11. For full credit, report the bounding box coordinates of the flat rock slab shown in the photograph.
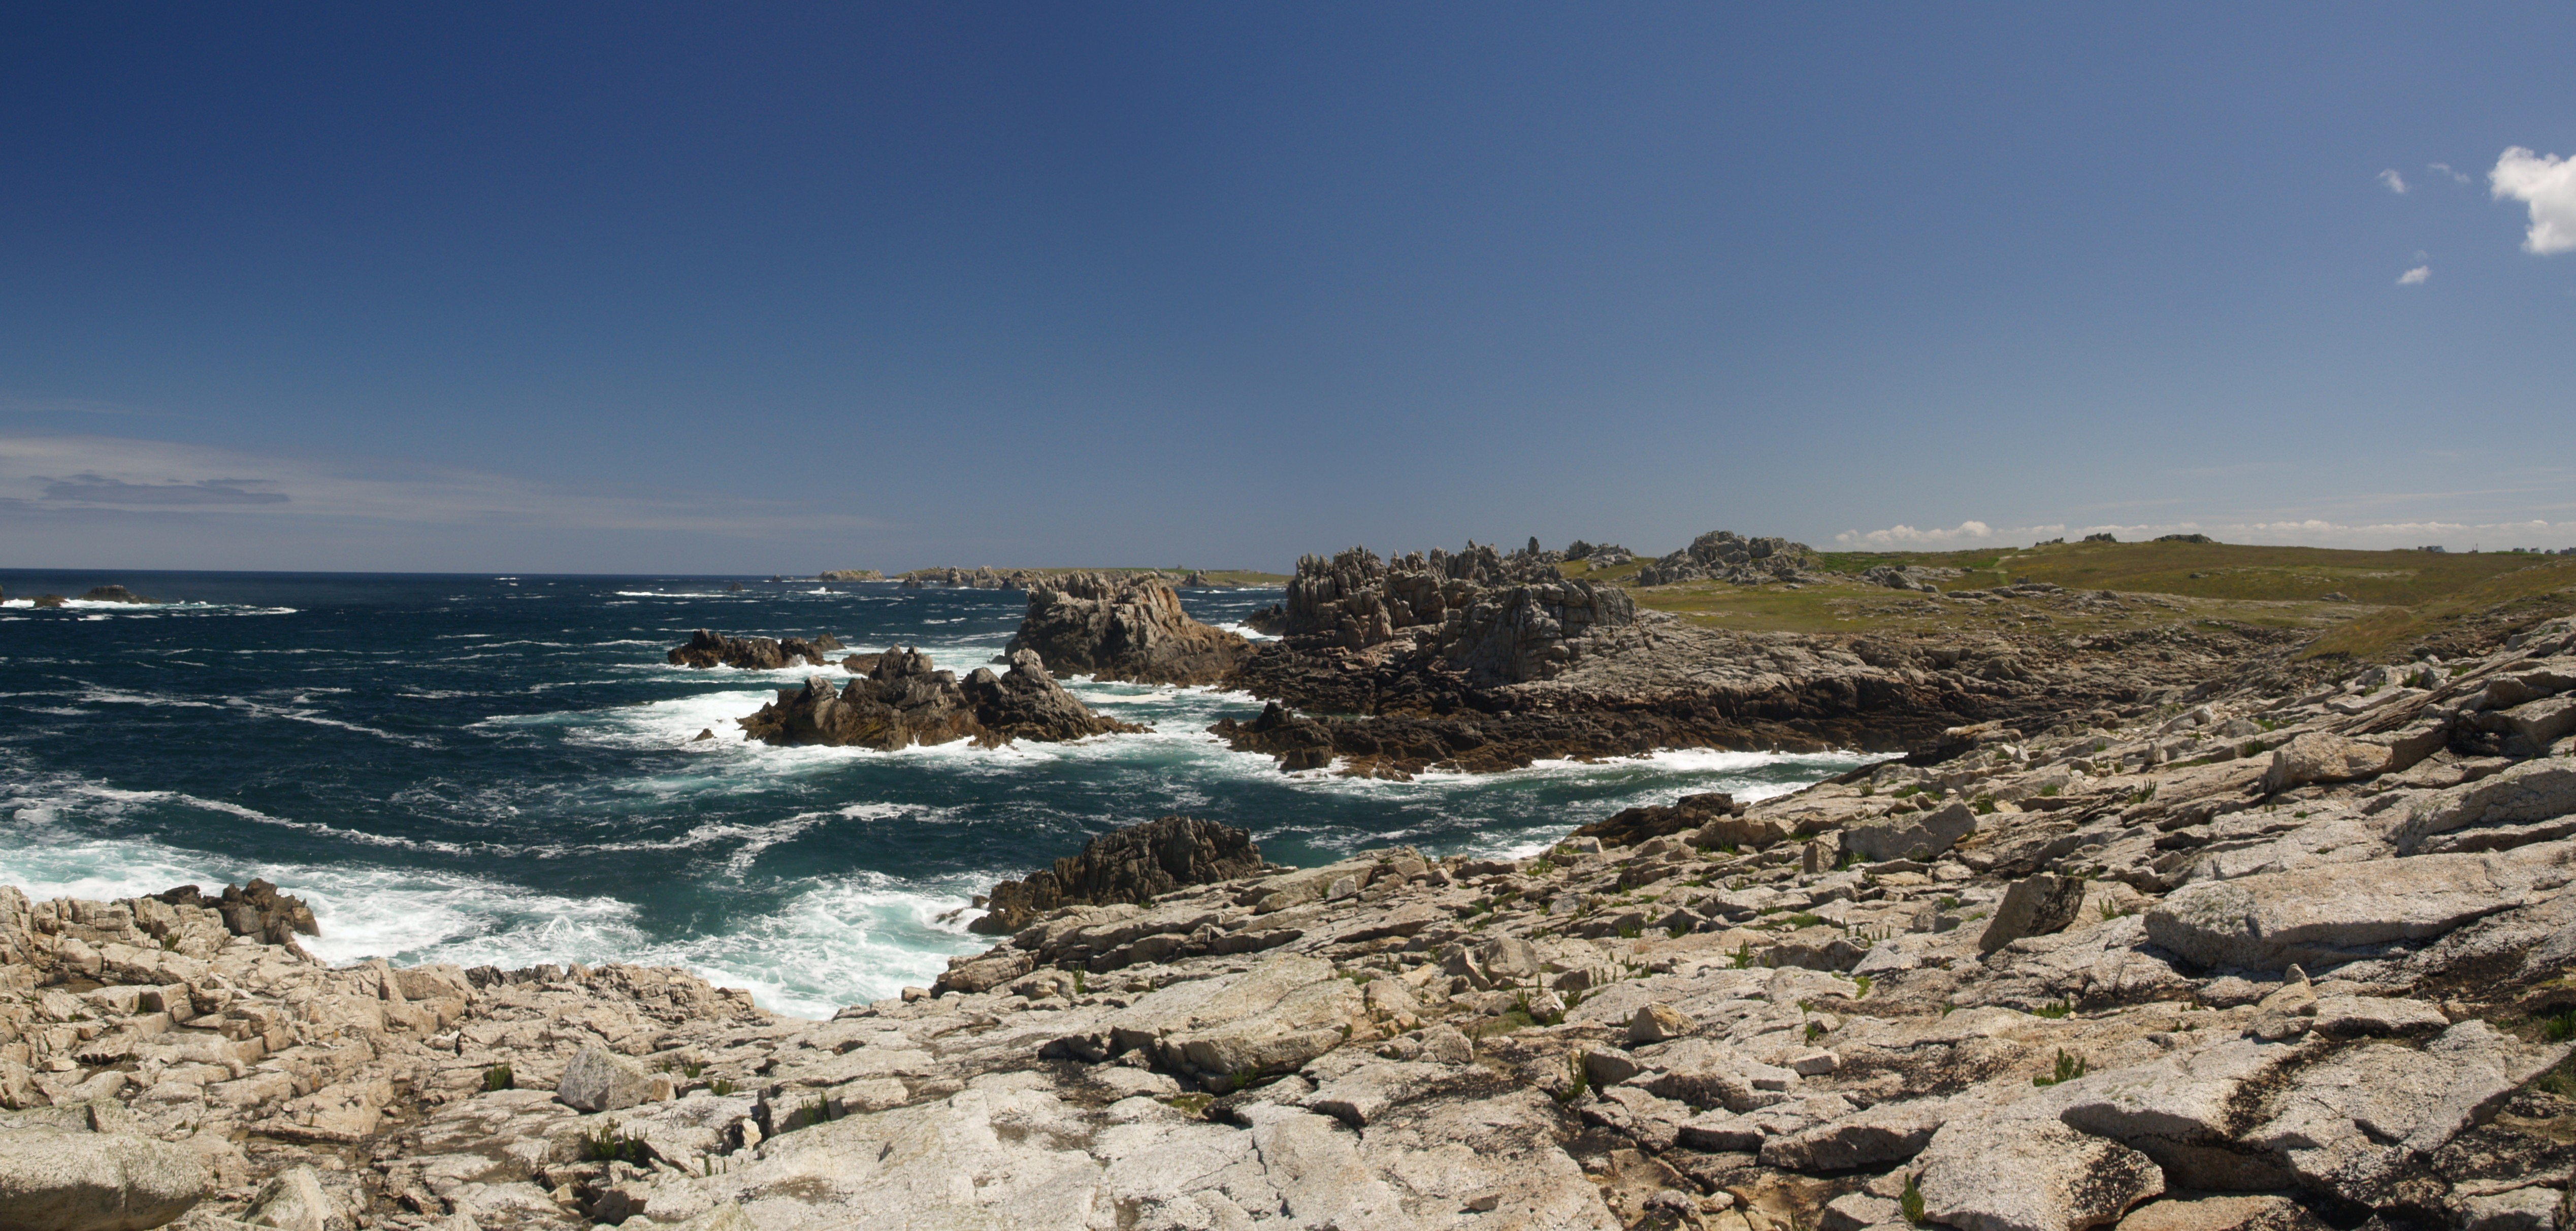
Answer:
[2144,841,2576,970]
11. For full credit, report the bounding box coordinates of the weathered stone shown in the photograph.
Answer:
[1979,873,2088,954]
[0,1128,206,1231]
[557,1045,657,1114]
[243,1167,341,1231]
[2260,733,2394,794]
[2394,761,2576,855]
[2143,841,2576,970]
[1628,1003,1690,1045]
[1758,1096,1952,1172]
[1916,1115,2165,1231]
[739,649,1144,751]
[2242,1021,2569,1207]
[1842,801,1980,863]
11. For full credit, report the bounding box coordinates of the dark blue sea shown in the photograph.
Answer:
[0,571,1856,1015]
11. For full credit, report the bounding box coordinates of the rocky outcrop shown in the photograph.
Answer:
[152,881,318,947]
[898,566,1047,590]
[735,647,1142,750]
[1572,793,1746,848]
[76,585,161,604]
[815,569,882,582]
[1635,530,1821,587]
[6,622,2575,1231]
[1004,572,1253,686]
[967,815,1276,935]
[1275,542,1635,685]
[664,630,839,670]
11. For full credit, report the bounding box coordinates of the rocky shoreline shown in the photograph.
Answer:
[10,613,2576,1231]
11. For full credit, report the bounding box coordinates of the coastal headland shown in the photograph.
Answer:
[9,535,2576,1231]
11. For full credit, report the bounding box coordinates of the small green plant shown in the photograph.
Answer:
[1901,1175,1927,1225]
[2130,783,2158,804]
[2032,1048,2088,1086]
[1555,1053,1591,1104]
[2242,740,2262,759]
[1730,943,1756,969]
[1526,858,1557,876]
[682,1060,704,1079]
[1805,1020,1825,1043]
[1667,921,1692,939]
[482,1064,513,1092]
[709,1078,736,1096]
[1853,974,1872,998]
[1940,1001,1956,1017]
[2092,738,2110,752]
[1072,969,1088,995]
[1228,1065,1263,1092]
[2037,784,2061,797]
[1972,795,1998,815]
[2543,1010,2576,1043]
[1937,895,1960,910]
[1784,913,1824,929]
[1893,783,1922,797]
[1616,922,1643,940]
[2034,999,2073,1020]
[582,1125,652,1163]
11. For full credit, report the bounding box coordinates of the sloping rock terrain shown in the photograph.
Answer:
[1006,571,1254,686]
[10,617,2576,1231]
[735,647,1142,750]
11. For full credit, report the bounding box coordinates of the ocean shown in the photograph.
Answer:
[0,570,1860,1017]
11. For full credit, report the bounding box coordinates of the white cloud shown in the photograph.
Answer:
[2491,147,2576,255]
[2429,162,2470,185]
[1834,516,2576,553]
[2397,265,2430,285]
[2378,168,2409,195]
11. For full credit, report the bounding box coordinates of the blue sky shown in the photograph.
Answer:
[3,3,2571,572]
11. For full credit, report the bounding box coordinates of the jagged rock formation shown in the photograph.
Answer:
[898,566,1042,590]
[1636,530,1822,587]
[78,585,161,604]
[736,647,1142,750]
[816,569,883,582]
[10,618,2576,1231]
[1004,572,1254,686]
[664,630,840,670]
[1276,543,1636,686]
[967,815,1276,936]
[152,882,318,948]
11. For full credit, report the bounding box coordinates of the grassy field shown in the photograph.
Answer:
[1582,540,2576,663]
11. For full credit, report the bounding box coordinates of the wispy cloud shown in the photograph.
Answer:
[2492,147,2576,255]
[2429,162,2470,185]
[38,473,289,505]
[2397,265,2430,285]
[1838,516,2576,552]
[0,433,888,537]
[2378,168,2409,195]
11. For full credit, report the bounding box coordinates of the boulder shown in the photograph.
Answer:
[1979,873,2088,954]
[1005,572,1253,686]
[243,1167,341,1231]
[1916,1115,2165,1231]
[557,1045,657,1114]
[76,586,158,604]
[0,1128,207,1231]
[2144,841,2576,970]
[1757,1096,1954,1172]
[1841,800,1980,863]
[2259,733,2394,794]
[153,881,317,944]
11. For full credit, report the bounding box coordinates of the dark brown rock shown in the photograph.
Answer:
[1005,572,1253,686]
[666,629,835,670]
[737,647,1142,750]
[78,584,159,604]
[157,880,319,943]
[971,815,1271,934]
[1574,793,1744,848]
